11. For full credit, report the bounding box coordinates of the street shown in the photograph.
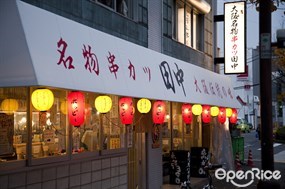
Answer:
[243,130,285,163]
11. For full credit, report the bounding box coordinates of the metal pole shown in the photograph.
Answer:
[259,0,274,171]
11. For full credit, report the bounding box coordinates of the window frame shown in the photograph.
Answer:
[0,86,129,167]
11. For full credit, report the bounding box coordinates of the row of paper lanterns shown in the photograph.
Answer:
[182,104,238,124]
[1,89,238,126]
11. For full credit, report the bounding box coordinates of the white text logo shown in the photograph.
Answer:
[215,168,281,187]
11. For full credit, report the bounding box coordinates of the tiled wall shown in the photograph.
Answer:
[0,155,128,189]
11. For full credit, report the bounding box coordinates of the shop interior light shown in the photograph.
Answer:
[210,106,219,117]
[95,95,112,113]
[60,100,67,115]
[182,103,192,124]
[137,98,151,114]
[31,89,54,111]
[68,91,85,127]
[1,99,19,114]
[226,108,233,117]
[165,114,170,120]
[119,97,134,125]
[192,104,202,116]
[85,103,92,117]
[202,105,211,123]
[152,100,166,124]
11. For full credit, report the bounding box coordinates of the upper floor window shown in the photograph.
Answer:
[163,0,204,51]
[97,0,133,18]
[163,0,173,38]
[137,0,148,25]
[176,1,200,49]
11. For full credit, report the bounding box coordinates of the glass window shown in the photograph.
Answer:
[97,0,133,18]
[0,87,28,162]
[72,92,100,153]
[163,0,172,38]
[102,95,125,150]
[31,88,68,158]
[193,13,197,49]
[138,0,148,25]
[162,101,171,154]
[177,1,184,44]
[0,87,128,164]
[172,102,183,150]
[173,0,202,50]
[98,0,114,8]
[162,102,196,155]
[185,6,191,47]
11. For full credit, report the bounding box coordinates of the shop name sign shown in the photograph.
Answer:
[215,168,281,187]
[224,1,246,74]
[55,36,235,102]
[16,1,239,108]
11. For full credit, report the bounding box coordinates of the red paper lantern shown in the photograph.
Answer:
[202,105,211,123]
[218,107,226,124]
[119,97,134,125]
[230,108,238,124]
[152,100,166,124]
[68,91,85,127]
[182,103,192,124]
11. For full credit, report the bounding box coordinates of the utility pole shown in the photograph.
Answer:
[259,0,273,172]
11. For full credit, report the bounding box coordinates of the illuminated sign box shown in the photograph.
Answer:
[224,1,246,74]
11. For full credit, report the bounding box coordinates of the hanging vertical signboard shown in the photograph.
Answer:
[224,1,246,74]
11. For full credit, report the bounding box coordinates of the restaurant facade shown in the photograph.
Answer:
[0,0,239,189]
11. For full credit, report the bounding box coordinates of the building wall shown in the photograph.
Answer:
[22,0,148,47]
[163,37,213,70]
[0,154,128,189]
[148,0,162,52]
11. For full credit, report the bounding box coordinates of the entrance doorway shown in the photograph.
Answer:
[128,131,146,189]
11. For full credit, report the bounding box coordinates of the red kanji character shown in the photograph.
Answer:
[82,45,99,75]
[57,38,74,69]
[107,52,119,79]
[143,67,151,82]
[201,79,209,95]
[128,60,136,80]
[194,77,201,93]
[231,36,238,43]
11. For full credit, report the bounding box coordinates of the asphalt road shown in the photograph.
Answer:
[243,130,285,163]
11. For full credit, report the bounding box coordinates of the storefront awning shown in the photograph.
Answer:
[0,1,239,108]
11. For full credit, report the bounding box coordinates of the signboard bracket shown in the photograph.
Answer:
[214,57,225,65]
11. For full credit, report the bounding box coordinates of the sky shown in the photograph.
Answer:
[217,0,285,52]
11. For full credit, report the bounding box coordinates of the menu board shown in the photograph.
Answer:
[169,150,191,185]
[190,147,208,177]
[0,113,14,155]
